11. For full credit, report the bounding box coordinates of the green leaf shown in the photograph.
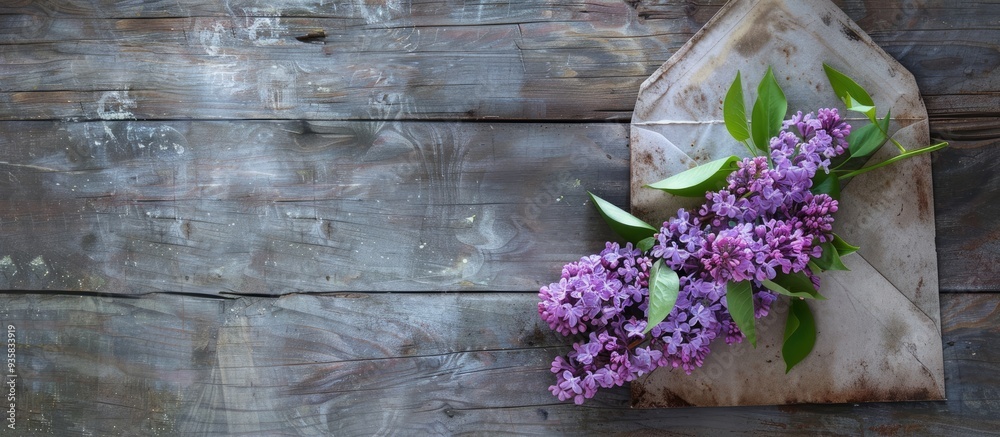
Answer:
[726,281,757,347]
[750,67,787,154]
[845,123,883,158]
[645,155,740,197]
[846,94,877,123]
[811,170,841,201]
[831,233,859,256]
[807,261,822,274]
[823,63,875,108]
[782,298,817,373]
[588,192,657,244]
[845,111,891,159]
[637,236,656,253]
[762,271,826,300]
[814,241,849,271]
[643,259,680,335]
[724,71,751,143]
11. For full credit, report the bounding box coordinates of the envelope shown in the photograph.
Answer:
[629,0,944,407]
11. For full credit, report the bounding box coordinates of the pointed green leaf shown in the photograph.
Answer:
[724,71,751,143]
[784,304,800,335]
[750,67,787,153]
[823,63,874,108]
[846,94,877,123]
[845,123,883,157]
[637,236,656,253]
[762,271,826,300]
[811,170,841,201]
[726,280,757,347]
[846,111,891,159]
[643,259,680,335]
[832,233,859,256]
[782,298,816,373]
[588,192,657,244]
[814,241,849,271]
[645,155,740,197]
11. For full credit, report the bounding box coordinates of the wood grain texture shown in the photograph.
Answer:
[0,1,996,122]
[0,0,996,433]
[0,1,701,122]
[0,121,628,294]
[0,292,996,435]
[0,0,996,291]
[0,120,993,294]
[933,119,1000,292]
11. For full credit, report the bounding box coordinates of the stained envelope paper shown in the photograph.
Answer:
[630,0,945,407]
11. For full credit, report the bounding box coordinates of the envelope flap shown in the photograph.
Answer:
[630,0,943,407]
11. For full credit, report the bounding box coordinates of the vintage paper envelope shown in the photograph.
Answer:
[630,0,944,406]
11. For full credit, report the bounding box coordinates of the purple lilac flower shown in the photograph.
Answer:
[816,108,851,153]
[702,224,756,283]
[793,193,839,244]
[651,209,704,272]
[784,109,852,172]
[540,242,655,404]
[754,285,779,318]
[542,108,851,403]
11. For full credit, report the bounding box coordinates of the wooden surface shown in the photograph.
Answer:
[0,120,628,294]
[0,0,997,434]
[0,293,998,435]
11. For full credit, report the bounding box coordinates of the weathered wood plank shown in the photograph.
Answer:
[1,1,996,290]
[0,1,996,122]
[0,121,627,294]
[0,1,993,435]
[932,126,1000,292]
[0,0,647,21]
[0,292,996,435]
[0,3,698,122]
[0,119,994,294]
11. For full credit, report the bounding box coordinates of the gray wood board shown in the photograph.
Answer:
[1,0,997,292]
[0,5,697,122]
[0,292,995,435]
[0,0,995,433]
[933,124,1000,292]
[0,1,996,122]
[0,121,627,294]
[0,120,995,294]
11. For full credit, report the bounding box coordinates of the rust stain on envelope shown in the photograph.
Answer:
[630,0,944,407]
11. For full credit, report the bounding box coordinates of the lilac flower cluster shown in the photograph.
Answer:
[538,242,658,404]
[539,109,850,403]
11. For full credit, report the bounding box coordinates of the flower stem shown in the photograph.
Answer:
[890,137,907,154]
[627,336,647,351]
[871,115,907,154]
[837,141,948,181]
